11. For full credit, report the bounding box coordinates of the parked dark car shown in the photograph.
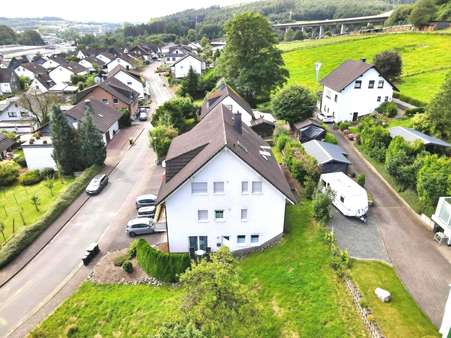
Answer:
[86,174,109,195]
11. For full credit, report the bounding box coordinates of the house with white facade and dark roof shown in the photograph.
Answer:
[319,59,398,123]
[155,104,295,254]
[14,62,47,81]
[0,68,19,95]
[0,97,35,134]
[171,53,205,78]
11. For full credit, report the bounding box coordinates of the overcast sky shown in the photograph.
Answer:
[2,0,255,23]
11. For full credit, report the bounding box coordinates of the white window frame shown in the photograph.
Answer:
[354,80,362,89]
[197,210,208,222]
[241,209,248,222]
[251,181,262,194]
[378,79,384,88]
[251,234,260,244]
[191,182,208,194]
[214,209,225,222]
[237,235,246,244]
[241,181,249,194]
[213,181,225,194]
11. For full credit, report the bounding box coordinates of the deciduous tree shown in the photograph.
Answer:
[271,85,316,125]
[409,0,437,27]
[373,51,402,81]
[19,93,62,128]
[427,72,451,139]
[149,125,178,161]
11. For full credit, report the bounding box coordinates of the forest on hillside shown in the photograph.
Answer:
[0,25,45,45]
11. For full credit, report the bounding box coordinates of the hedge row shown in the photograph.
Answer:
[393,92,427,108]
[0,165,103,269]
[136,238,191,283]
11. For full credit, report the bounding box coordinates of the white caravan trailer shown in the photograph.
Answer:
[319,172,368,222]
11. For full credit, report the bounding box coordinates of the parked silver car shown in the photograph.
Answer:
[85,174,109,195]
[137,205,156,218]
[136,194,157,209]
[126,218,154,237]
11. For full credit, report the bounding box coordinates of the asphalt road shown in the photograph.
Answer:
[332,129,451,327]
[0,63,173,337]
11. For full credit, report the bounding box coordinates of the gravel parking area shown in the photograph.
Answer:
[328,208,390,262]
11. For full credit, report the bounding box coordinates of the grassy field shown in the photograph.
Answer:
[0,178,74,245]
[32,202,367,337]
[281,33,451,102]
[351,260,438,338]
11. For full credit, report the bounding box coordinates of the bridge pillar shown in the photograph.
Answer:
[340,24,345,35]
[319,25,324,38]
[301,26,305,34]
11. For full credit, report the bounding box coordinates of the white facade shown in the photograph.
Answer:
[79,59,95,71]
[14,66,36,80]
[112,71,144,98]
[0,82,12,94]
[0,100,35,133]
[172,55,203,79]
[106,58,133,72]
[321,68,394,123]
[29,78,49,93]
[432,197,451,246]
[77,50,87,59]
[219,96,254,126]
[23,144,57,170]
[103,121,119,144]
[164,148,287,253]
[49,66,75,84]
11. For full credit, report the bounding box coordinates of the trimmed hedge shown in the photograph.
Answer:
[136,239,191,283]
[393,92,427,108]
[0,160,20,186]
[0,165,103,268]
[19,170,43,186]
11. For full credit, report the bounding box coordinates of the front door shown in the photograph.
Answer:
[352,112,359,121]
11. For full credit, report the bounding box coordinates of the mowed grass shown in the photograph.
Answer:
[240,202,367,337]
[32,202,367,337]
[32,283,183,337]
[281,33,451,102]
[350,260,438,338]
[0,178,74,244]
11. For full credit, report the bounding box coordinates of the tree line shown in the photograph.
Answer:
[0,25,45,45]
[385,0,450,27]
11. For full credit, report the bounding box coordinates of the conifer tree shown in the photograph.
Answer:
[79,110,106,167]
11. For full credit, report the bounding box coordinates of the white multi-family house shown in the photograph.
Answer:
[171,53,205,78]
[14,62,47,81]
[319,59,398,122]
[105,54,135,72]
[0,97,35,134]
[155,104,296,254]
[164,45,191,65]
[107,65,145,98]
[49,62,88,85]
[199,83,255,126]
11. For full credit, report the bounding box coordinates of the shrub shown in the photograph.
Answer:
[149,125,179,161]
[13,150,26,167]
[323,132,338,144]
[40,167,55,179]
[122,260,133,273]
[312,189,332,225]
[19,170,43,186]
[356,174,366,187]
[359,118,391,162]
[118,109,131,128]
[113,253,128,267]
[275,133,289,152]
[136,238,191,282]
[376,101,398,117]
[0,165,102,268]
[338,121,351,131]
[304,176,317,199]
[271,85,316,125]
[411,113,433,134]
[393,92,426,107]
[128,239,139,259]
[405,107,425,117]
[284,140,320,184]
[0,160,20,186]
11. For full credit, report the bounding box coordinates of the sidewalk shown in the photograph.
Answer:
[0,124,144,288]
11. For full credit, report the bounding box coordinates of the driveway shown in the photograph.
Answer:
[0,63,173,337]
[331,128,451,327]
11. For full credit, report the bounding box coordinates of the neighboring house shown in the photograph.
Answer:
[107,65,145,98]
[199,84,255,126]
[171,53,205,78]
[161,42,177,55]
[164,45,191,65]
[23,99,122,169]
[7,56,29,70]
[105,53,135,72]
[129,44,159,61]
[320,59,398,122]
[65,99,122,144]
[0,68,20,94]
[302,140,351,173]
[432,197,451,246]
[0,132,15,159]
[49,62,88,85]
[77,78,139,116]
[96,52,115,64]
[29,73,56,93]
[155,104,296,254]
[0,97,35,134]
[42,56,67,70]
[294,119,326,143]
[211,40,226,52]
[31,55,47,65]
[389,127,451,149]
[76,47,99,60]
[79,56,105,72]
[14,62,47,81]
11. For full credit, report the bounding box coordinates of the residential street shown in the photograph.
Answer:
[0,63,172,337]
[332,129,451,327]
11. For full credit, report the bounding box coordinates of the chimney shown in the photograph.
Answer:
[233,112,242,134]
[361,58,367,63]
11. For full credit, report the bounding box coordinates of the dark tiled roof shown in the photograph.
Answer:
[34,72,56,89]
[172,52,203,66]
[107,65,141,81]
[302,140,351,165]
[199,83,254,120]
[85,56,105,66]
[65,98,122,133]
[63,61,88,74]
[157,104,296,204]
[0,68,14,83]
[97,51,115,60]
[389,127,451,148]
[0,133,15,152]
[21,62,47,75]
[77,78,139,105]
[294,118,322,130]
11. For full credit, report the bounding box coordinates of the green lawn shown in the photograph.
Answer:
[31,283,183,337]
[388,116,413,128]
[281,33,451,102]
[351,260,438,338]
[0,178,74,245]
[32,202,367,337]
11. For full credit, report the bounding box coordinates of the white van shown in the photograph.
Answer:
[319,172,368,222]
